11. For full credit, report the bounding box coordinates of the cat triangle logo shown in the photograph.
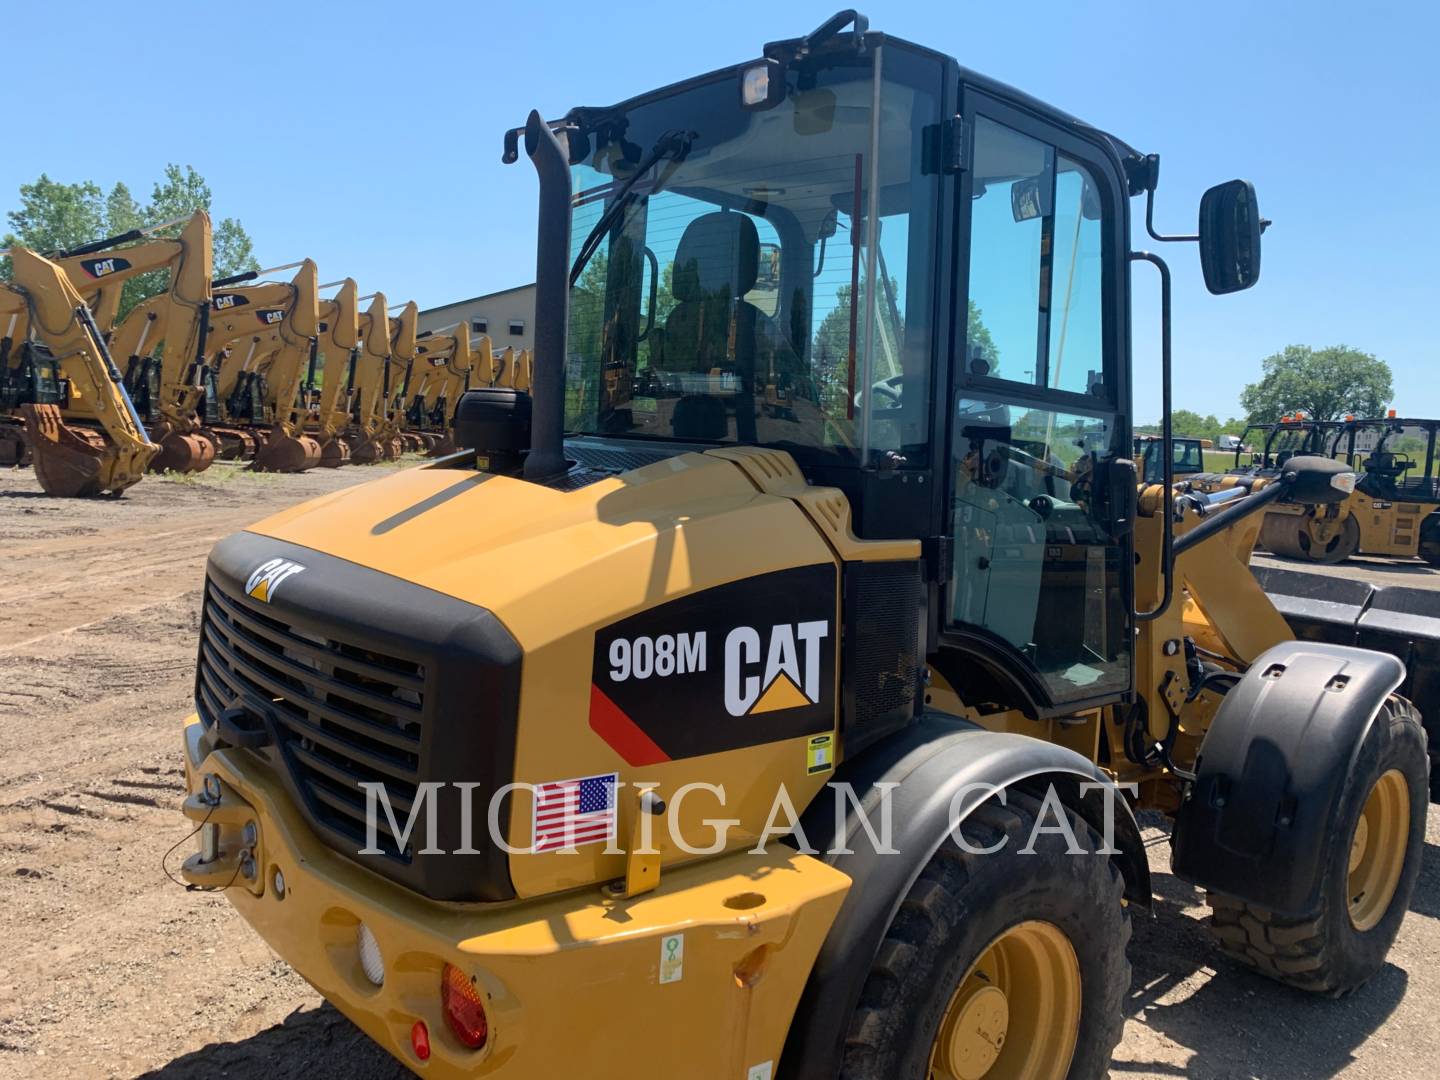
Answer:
[750,673,810,714]
[245,558,306,604]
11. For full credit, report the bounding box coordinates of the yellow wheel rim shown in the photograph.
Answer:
[928,920,1081,1080]
[1348,769,1409,932]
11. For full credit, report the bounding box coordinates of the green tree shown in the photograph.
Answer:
[0,175,105,278]
[1169,409,1221,440]
[1239,345,1392,423]
[2,164,259,321]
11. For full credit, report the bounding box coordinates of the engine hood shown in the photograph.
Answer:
[243,453,835,652]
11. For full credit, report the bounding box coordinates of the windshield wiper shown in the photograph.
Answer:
[569,129,695,287]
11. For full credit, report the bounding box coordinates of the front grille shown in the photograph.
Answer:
[198,532,522,902]
[197,581,429,862]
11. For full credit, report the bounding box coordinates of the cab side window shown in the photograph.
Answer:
[948,113,1128,706]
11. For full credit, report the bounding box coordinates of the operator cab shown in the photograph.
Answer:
[510,13,1261,719]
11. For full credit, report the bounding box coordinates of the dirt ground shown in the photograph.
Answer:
[1,460,1438,1079]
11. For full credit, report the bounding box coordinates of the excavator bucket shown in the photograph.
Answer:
[0,423,29,466]
[1254,563,1440,799]
[146,422,217,475]
[250,426,322,473]
[20,403,126,497]
[347,435,384,464]
[317,436,351,468]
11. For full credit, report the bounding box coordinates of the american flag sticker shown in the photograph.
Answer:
[532,772,619,852]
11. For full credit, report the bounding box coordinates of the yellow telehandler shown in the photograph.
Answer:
[179,13,1428,1078]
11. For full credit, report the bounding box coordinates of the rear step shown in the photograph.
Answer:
[1253,564,1440,800]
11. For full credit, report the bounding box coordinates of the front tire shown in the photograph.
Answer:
[840,788,1131,1080]
[1206,695,1427,994]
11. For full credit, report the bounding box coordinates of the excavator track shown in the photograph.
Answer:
[20,404,134,497]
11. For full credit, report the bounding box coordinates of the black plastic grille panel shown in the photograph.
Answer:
[197,581,427,860]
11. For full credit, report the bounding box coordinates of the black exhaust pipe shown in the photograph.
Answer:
[523,109,572,482]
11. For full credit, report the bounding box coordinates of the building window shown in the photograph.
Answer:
[508,319,525,336]
[471,318,488,334]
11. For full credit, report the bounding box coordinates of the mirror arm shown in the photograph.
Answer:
[1144,186,1199,244]
[1132,250,1175,622]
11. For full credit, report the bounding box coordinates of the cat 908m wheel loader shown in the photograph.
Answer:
[179,13,1429,1079]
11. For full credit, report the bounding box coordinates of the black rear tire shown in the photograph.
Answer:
[1206,695,1427,994]
[839,788,1130,1080]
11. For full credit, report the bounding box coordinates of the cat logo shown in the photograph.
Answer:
[82,257,123,279]
[213,294,242,310]
[724,620,828,717]
[244,558,306,603]
[257,309,285,325]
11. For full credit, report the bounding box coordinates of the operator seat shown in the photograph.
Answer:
[662,212,796,439]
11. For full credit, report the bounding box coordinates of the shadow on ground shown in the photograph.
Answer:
[137,1003,407,1080]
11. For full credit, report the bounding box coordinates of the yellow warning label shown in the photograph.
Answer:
[807,733,834,775]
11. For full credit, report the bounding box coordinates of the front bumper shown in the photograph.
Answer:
[180,717,850,1078]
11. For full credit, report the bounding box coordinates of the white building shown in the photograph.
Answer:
[417,284,535,353]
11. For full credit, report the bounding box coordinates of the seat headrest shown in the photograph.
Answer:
[671,212,760,303]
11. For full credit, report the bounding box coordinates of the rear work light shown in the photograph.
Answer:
[441,963,489,1049]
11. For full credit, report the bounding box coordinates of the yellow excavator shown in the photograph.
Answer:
[1,247,157,494]
[401,325,470,451]
[348,298,417,463]
[308,278,362,467]
[424,331,484,456]
[1,212,217,474]
[179,13,1429,1078]
[203,260,320,460]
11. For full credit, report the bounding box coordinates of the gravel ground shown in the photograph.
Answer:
[1,461,1437,1079]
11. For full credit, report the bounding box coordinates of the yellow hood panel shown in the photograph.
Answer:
[244,453,835,650]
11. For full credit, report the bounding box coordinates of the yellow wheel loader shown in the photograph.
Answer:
[179,13,1428,1078]
[308,278,363,467]
[1,247,157,494]
[203,260,320,461]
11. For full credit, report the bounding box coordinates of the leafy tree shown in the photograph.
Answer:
[1,165,259,321]
[1240,345,1392,423]
[1169,409,1221,440]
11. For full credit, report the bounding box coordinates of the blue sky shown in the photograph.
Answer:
[6,1,1436,421]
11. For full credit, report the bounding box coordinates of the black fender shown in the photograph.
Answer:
[779,713,1150,1080]
[1172,640,1405,915]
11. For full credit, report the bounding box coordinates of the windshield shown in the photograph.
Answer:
[562,45,943,466]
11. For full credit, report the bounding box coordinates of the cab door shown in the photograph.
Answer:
[942,91,1133,711]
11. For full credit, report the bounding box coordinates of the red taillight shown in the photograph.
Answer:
[441,963,489,1049]
[411,1019,431,1061]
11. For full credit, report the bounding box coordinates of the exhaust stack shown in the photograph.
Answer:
[522,110,572,482]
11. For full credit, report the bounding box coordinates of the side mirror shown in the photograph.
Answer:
[1198,179,1263,294]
